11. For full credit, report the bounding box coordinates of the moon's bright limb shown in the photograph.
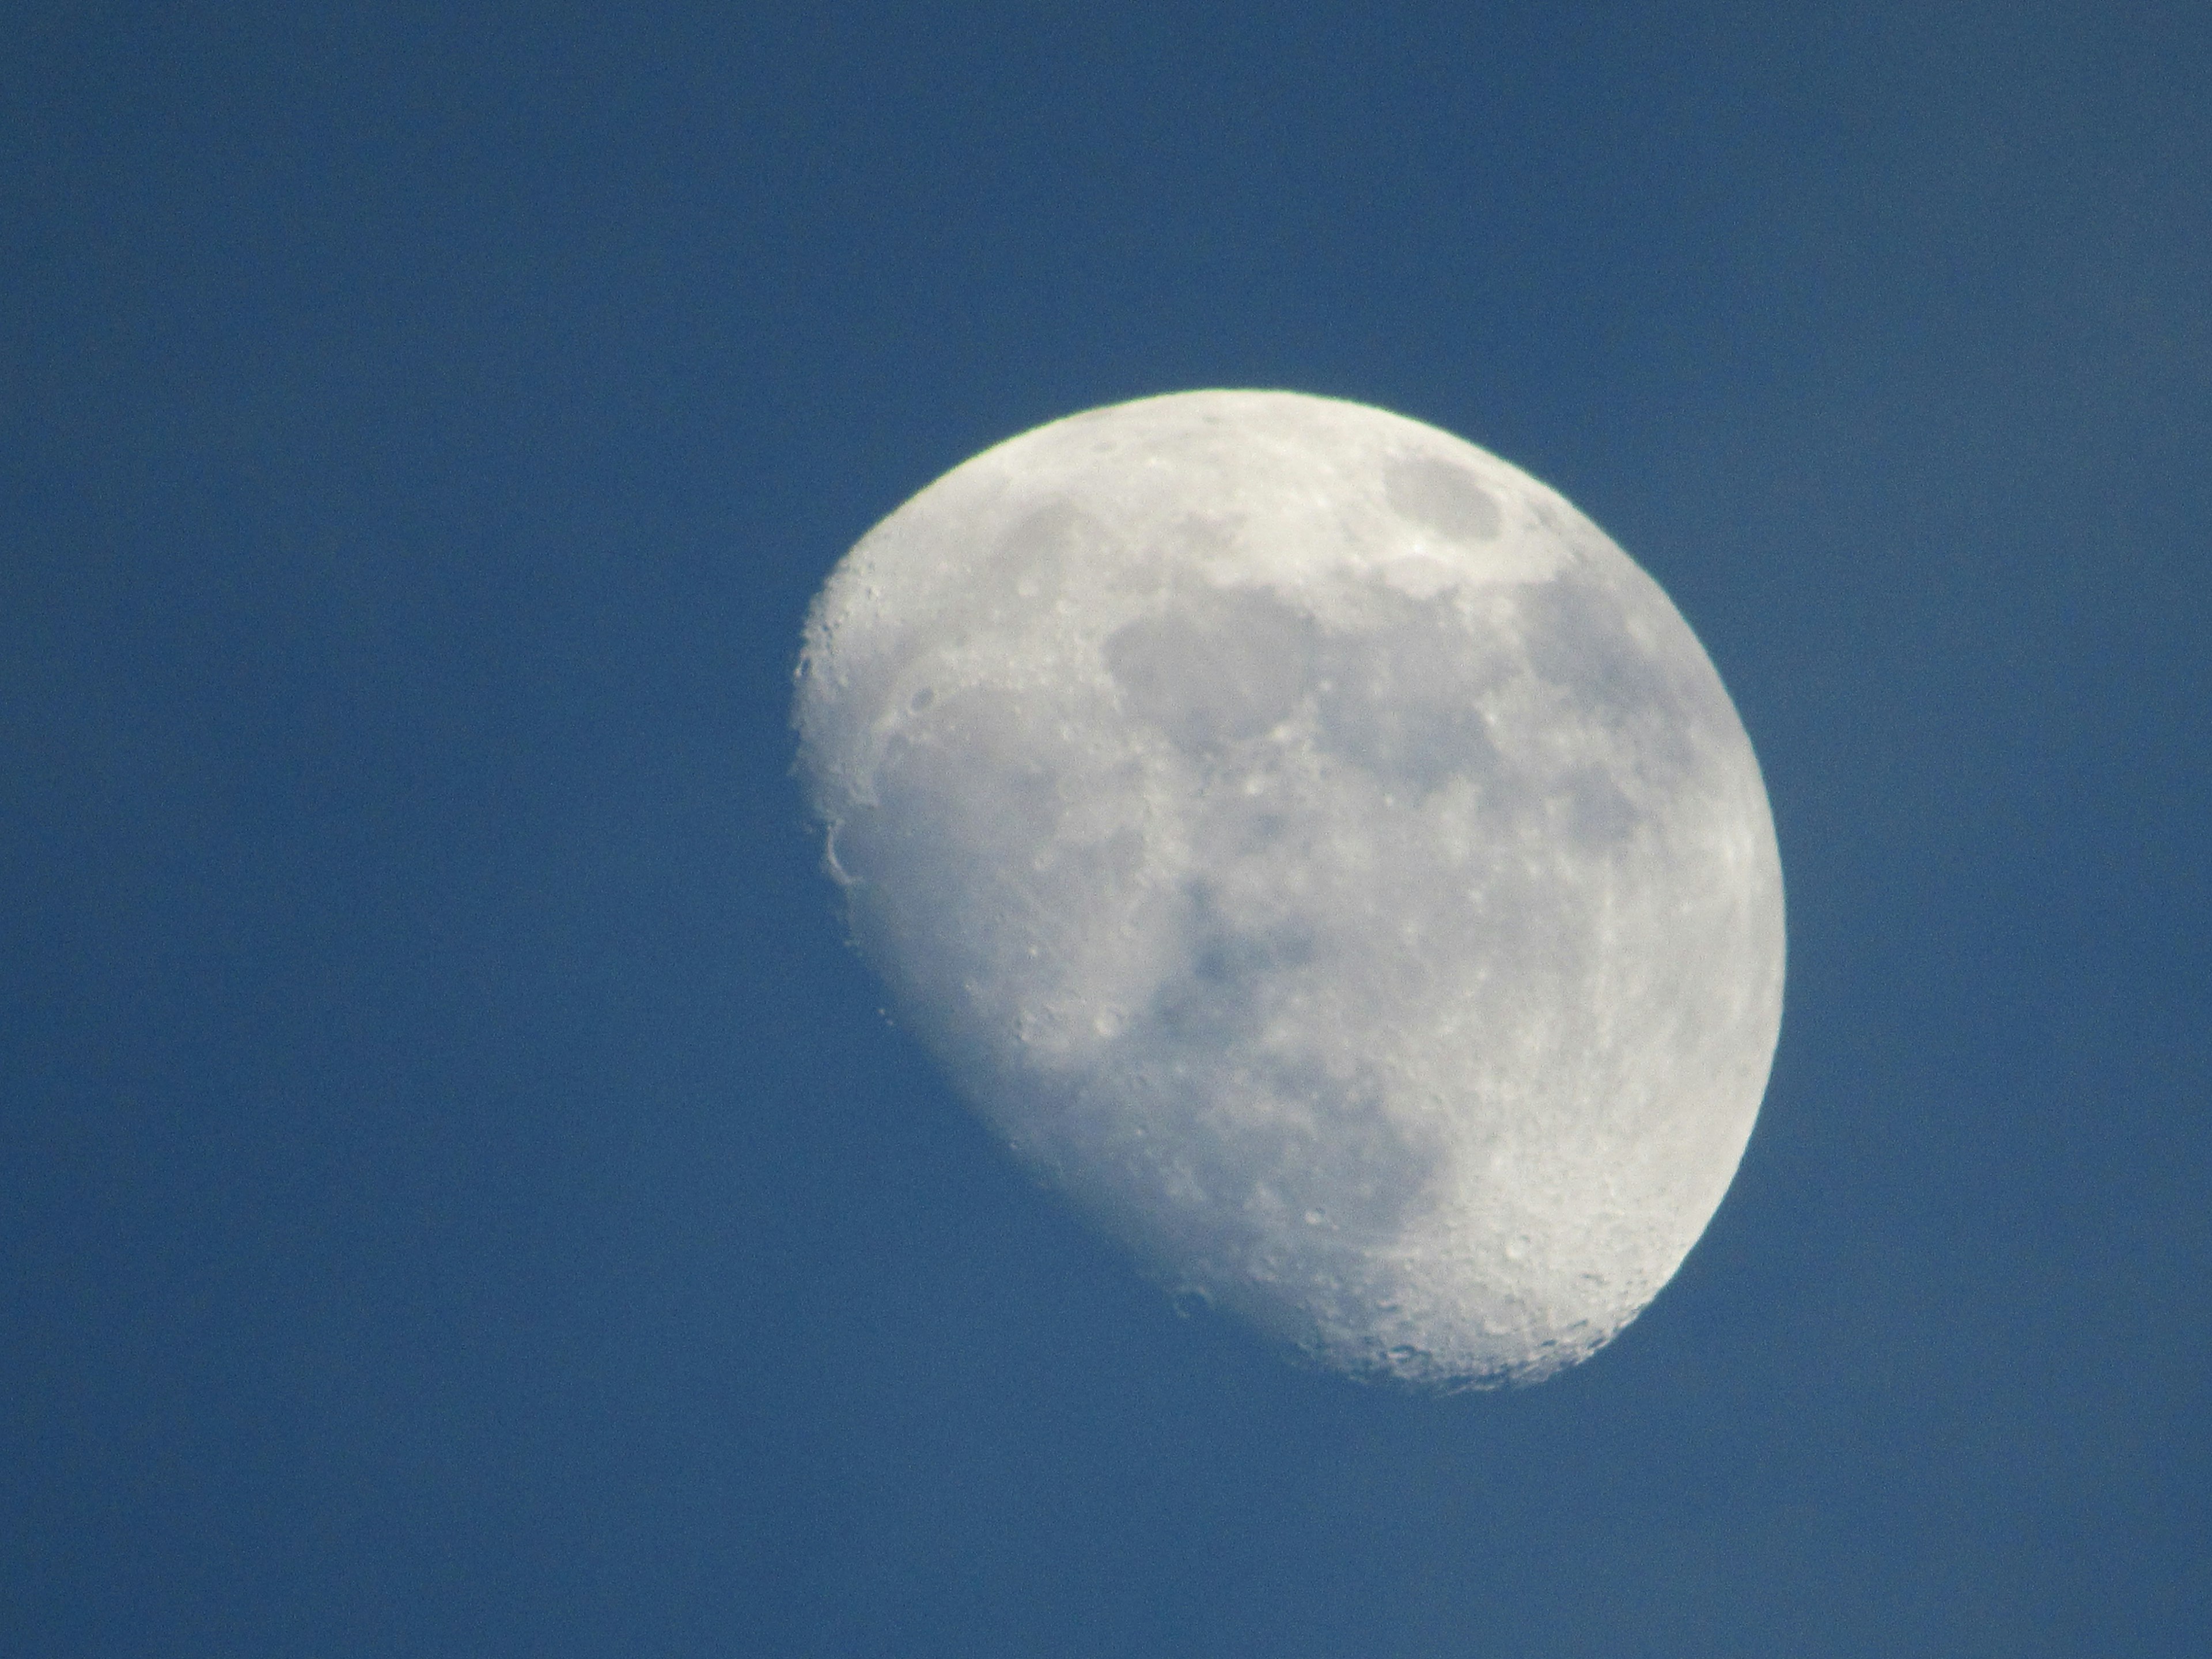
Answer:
[793,391,1783,1389]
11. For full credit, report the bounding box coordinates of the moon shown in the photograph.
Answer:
[792,390,1784,1389]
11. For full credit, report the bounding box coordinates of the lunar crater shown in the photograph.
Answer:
[1386,454,1503,543]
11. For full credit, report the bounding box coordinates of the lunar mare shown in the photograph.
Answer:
[793,391,1783,1388]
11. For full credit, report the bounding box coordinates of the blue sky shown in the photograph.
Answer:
[5,4,2207,1654]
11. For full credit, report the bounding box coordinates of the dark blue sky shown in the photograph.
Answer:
[5,5,2206,1654]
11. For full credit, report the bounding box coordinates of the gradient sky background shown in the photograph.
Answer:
[5,4,2207,1656]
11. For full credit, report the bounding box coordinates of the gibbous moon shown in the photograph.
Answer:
[793,391,1783,1389]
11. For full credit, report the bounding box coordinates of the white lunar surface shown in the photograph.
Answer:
[793,391,1784,1388]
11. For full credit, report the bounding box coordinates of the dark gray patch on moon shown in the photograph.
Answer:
[1519,577,1673,720]
[1315,591,1508,793]
[1516,575,1714,776]
[1559,764,1640,848]
[1105,588,1316,750]
[1147,878,1316,1046]
[1386,456,1502,542]
[992,500,1088,579]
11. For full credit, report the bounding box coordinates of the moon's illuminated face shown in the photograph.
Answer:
[793,391,1784,1389]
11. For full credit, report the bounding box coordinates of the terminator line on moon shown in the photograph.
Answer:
[793,390,1784,1389]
